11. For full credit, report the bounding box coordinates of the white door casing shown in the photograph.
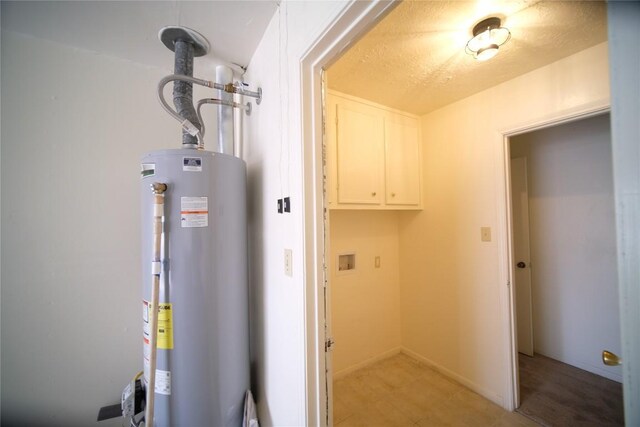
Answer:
[300,2,399,425]
[607,2,640,424]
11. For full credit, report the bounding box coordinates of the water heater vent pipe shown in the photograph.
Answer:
[158,26,210,149]
[173,40,200,147]
[157,26,263,154]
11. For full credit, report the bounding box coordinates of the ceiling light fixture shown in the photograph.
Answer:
[465,17,511,61]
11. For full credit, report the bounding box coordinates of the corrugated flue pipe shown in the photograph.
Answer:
[173,39,201,147]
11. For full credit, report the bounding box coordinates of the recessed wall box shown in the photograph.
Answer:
[337,253,356,275]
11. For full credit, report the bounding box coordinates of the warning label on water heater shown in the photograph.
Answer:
[180,197,208,228]
[155,369,171,395]
[143,300,174,350]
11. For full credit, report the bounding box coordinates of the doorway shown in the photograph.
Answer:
[300,3,640,426]
[507,113,623,425]
[313,1,614,425]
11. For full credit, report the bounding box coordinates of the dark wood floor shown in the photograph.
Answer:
[517,353,623,427]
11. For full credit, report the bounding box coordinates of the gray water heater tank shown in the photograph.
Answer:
[140,149,249,426]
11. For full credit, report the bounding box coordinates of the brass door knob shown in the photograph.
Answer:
[602,350,622,366]
[517,262,526,268]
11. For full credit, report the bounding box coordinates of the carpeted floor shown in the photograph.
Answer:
[333,353,539,426]
[517,353,623,426]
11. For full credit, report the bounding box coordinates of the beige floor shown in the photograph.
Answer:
[333,353,539,427]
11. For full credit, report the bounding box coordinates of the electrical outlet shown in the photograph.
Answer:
[283,197,291,213]
[284,249,292,277]
[277,199,283,214]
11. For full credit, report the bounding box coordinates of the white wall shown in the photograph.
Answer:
[398,42,610,406]
[329,211,402,376]
[510,113,621,382]
[0,30,188,425]
[242,2,349,425]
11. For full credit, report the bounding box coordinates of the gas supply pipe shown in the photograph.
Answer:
[146,182,167,427]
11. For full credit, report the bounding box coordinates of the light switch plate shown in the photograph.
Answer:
[284,249,292,276]
[481,227,492,242]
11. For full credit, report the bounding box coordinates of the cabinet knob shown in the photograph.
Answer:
[371,192,377,197]
[391,193,396,197]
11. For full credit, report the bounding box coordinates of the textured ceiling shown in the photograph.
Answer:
[327,0,607,115]
[1,1,278,72]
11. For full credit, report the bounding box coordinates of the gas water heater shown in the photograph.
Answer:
[119,26,259,427]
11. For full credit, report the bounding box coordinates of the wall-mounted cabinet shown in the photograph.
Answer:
[327,91,422,210]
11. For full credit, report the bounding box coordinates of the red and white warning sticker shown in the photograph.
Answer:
[180,197,208,228]
[143,300,150,382]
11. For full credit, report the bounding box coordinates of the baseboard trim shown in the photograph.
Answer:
[332,347,402,380]
[401,347,505,408]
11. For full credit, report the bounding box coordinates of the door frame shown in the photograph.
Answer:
[497,103,610,410]
[299,1,398,425]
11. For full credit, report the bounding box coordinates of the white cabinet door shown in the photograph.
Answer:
[384,113,421,206]
[335,99,384,205]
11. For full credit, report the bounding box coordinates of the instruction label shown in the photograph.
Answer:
[183,157,202,172]
[155,369,172,395]
[181,197,208,228]
[142,300,174,350]
[156,303,174,349]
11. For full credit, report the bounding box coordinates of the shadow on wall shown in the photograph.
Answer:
[246,160,274,426]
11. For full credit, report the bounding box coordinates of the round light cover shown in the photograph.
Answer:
[476,44,499,61]
[465,17,510,60]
